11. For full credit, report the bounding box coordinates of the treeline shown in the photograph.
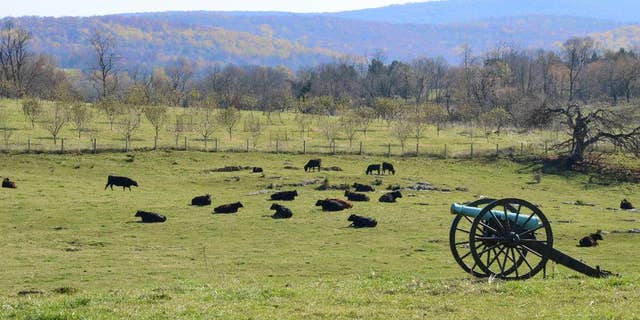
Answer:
[2,21,640,137]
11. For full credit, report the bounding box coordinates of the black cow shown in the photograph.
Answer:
[578,232,603,247]
[270,190,298,201]
[353,183,375,192]
[382,162,395,175]
[316,199,350,211]
[2,178,17,189]
[252,167,263,173]
[270,203,293,219]
[105,175,138,191]
[379,190,402,203]
[366,164,381,175]
[304,159,321,172]
[191,194,212,206]
[135,210,166,223]
[348,214,377,228]
[213,202,244,214]
[621,199,634,210]
[344,190,370,202]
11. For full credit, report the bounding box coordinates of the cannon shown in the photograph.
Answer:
[449,198,613,280]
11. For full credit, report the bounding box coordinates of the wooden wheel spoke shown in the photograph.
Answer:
[518,224,545,237]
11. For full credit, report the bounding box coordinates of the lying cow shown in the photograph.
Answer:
[2,178,17,189]
[191,194,212,206]
[382,162,395,175]
[344,190,370,202]
[366,164,381,175]
[270,203,293,219]
[353,183,375,192]
[105,175,138,191]
[348,214,377,228]
[135,210,166,223]
[379,190,402,203]
[578,231,603,247]
[621,199,634,210]
[270,190,298,201]
[315,199,352,211]
[213,202,244,214]
[252,167,263,173]
[304,159,321,172]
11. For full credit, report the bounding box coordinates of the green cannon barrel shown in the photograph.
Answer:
[450,203,541,229]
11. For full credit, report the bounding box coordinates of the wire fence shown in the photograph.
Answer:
[0,134,617,158]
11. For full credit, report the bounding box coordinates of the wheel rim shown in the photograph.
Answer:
[449,198,496,278]
[469,198,553,280]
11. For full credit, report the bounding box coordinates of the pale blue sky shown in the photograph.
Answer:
[4,0,423,17]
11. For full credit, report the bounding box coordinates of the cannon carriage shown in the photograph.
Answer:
[449,198,612,280]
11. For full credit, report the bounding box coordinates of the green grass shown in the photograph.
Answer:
[0,98,562,157]
[1,151,640,319]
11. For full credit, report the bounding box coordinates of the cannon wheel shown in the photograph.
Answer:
[449,198,496,277]
[469,198,553,280]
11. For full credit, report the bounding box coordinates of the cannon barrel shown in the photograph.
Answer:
[450,202,541,229]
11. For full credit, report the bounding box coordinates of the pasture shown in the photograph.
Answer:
[1,151,639,319]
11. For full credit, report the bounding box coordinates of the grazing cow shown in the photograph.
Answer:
[366,164,381,175]
[270,190,299,201]
[382,162,395,175]
[348,214,377,228]
[105,175,138,191]
[344,190,370,202]
[270,203,293,219]
[304,159,321,172]
[379,190,402,203]
[213,202,244,214]
[352,183,375,192]
[578,231,603,247]
[315,199,351,211]
[252,167,263,173]
[2,178,17,189]
[135,210,166,223]
[621,199,634,210]
[191,194,212,206]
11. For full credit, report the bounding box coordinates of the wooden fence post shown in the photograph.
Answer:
[246,139,249,152]
[521,142,524,155]
[470,143,473,159]
[303,140,306,154]
[184,136,188,151]
[444,144,447,158]
[416,143,419,156]
[496,144,499,156]
[61,138,64,153]
[276,140,279,153]
[27,138,31,153]
[175,135,179,149]
[359,141,363,155]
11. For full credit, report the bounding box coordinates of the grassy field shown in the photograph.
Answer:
[1,151,639,319]
[0,98,563,157]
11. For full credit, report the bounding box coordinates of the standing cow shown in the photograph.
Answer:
[105,175,138,191]
[304,159,322,172]
[382,162,395,175]
[365,164,381,175]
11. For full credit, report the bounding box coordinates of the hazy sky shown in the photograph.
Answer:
[4,0,423,17]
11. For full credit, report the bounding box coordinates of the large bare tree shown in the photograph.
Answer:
[547,104,640,166]
[0,21,32,97]
[88,29,119,100]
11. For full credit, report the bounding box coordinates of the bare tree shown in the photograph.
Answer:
[69,102,93,138]
[192,97,217,149]
[144,105,168,150]
[0,21,32,97]
[546,104,640,166]
[22,98,42,128]
[0,105,12,148]
[88,29,119,100]
[340,111,361,150]
[244,113,263,149]
[217,107,241,140]
[393,113,412,153]
[294,112,312,137]
[40,100,70,144]
[320,116,340,147]
[96,98,122,131]
[562,37,594,102]
[355,107,375,137]
[117,108,140,151]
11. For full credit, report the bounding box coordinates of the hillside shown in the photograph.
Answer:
[330,0,640,24]
[4,12,624,69]
[8,16,343,70]
[591,25,640,52]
